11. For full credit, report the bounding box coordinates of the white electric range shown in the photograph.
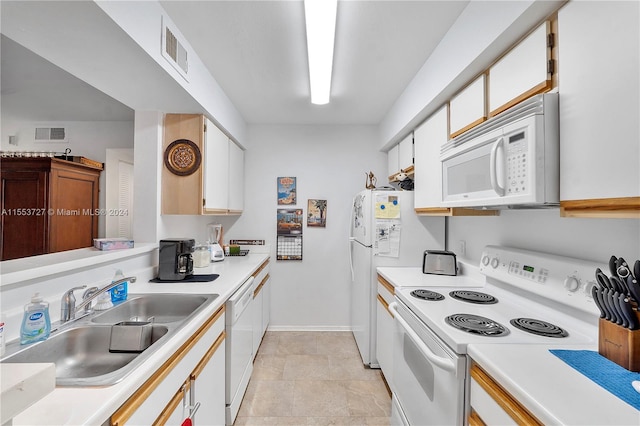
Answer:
[387,245,604,426]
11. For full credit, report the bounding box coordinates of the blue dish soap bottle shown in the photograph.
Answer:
[111,269,128,304]
[20,293,51,345]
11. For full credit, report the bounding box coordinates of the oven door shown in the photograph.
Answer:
[389,300,467,426]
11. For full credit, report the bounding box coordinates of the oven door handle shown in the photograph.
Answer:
[388,302,457,374]
[490,136,506,196]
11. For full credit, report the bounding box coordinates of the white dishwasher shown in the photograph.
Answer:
[225,276,254,425]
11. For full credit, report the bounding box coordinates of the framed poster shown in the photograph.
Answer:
[277,177,296,205]
[307,199,327,227]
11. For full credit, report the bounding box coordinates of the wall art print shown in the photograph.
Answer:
[307,199,327,227]
[277,177,297,205]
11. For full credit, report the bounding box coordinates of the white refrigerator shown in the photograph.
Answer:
[349,189,445,367]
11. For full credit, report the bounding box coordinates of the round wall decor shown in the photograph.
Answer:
[164,139,201,176]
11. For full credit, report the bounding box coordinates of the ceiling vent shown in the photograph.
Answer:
[161,16,189,81]
[35,127,67,143]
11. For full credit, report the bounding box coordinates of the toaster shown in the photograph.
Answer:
[422,250,457,276]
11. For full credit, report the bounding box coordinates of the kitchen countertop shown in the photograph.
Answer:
[468,343,640,425]
[1,363,56,425]
[10,253,268,426]
[376,262,483,289]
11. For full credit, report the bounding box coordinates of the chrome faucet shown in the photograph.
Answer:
[60,277,136,323]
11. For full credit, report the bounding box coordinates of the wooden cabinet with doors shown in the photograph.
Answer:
[162,114,244,215]
[557,1,639,218]
[488,21,555,118]
[469,362,542,426]
[0,157,102,260]
[110,305,226,426]
[413,105,497,217]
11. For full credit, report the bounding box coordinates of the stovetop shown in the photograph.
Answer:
[393,246,604,354]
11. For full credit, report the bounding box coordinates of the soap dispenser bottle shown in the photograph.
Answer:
[20,293,51,345]
[110,269,128,304]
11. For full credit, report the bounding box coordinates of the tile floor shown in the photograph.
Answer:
[234,331,391,426]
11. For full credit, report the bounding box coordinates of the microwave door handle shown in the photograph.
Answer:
[490,137,506,196]
[388,302,458,375]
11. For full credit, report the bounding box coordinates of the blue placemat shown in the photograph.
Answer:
[549,349,640,410]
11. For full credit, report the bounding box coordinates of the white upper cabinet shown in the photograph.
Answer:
[398,133,414,172]
[489,22,552,117]
[203,119,230,214]
[228,140,244,213]
[449,75,486,138]
[558,1,639,218]
[203,118,244,215]
[387,133,413,180]
[414,106,447,210]
[387,144,399,180]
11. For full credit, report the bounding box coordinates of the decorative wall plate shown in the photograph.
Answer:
[164,139,201,176]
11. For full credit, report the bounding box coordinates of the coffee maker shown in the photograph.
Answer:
[158,239,195,280]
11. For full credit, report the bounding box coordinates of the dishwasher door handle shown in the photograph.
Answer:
[388,302,457,375]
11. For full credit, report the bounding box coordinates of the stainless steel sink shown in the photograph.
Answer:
[91,293,214,324]
[1,293,218,386]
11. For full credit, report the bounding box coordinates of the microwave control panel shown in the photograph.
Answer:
[505,130,528,194]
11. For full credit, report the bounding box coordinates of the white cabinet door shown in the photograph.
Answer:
[450,75,485,138]
[252,284,263,360]
[376,281,394,392]
[192,335,226,426]
[203,118,230,214]
[387,144,399,179]
[558,1,639,214]
[228,141,244,213]
[414,106,447,210]
[261,277,270,337]
[398,133,414,172]
[489,22,550,117]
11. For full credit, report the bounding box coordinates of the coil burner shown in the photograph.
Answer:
[445,313,509,336]
[449,290,498,304]
[510,318,569,338]
[410,289,445,301]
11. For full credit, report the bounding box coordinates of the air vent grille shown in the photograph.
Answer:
[35,127,67,142]
[162,17,188,79]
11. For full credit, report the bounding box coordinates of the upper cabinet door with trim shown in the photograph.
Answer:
[227,141,244,213]
[489,22,552,117]
[558,1,639,218]
[414,106,447,210]
[203,118,230,214]
[387,144,399,179]
[398,132,414,172]
[449,74,486,139]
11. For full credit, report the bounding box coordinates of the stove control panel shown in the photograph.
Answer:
[479,245,605,318]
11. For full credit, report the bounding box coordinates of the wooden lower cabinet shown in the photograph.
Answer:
[469,362,542,426]
[0,158,101,260]
[110,306,226,426]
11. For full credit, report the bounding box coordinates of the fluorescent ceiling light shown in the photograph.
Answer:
[304,0,338,105]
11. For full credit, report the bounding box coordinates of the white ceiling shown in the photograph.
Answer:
[1,0,470,127]
[160,0,469,125]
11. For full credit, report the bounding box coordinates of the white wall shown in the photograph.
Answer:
[0,119,134,238]
[448,210,640,266]
[224,124,387,330]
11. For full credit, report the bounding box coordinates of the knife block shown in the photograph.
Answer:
[598,311,640,372]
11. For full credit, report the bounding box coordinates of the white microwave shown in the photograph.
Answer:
[440,93,559,208]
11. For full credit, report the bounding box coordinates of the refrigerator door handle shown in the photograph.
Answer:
[349,237,355,282]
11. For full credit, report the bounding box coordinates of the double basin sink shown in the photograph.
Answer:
[1,293,218,387]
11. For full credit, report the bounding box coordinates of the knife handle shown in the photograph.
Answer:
[618,293,639,330]
[591,286,606,319]
[613,291,629,328]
